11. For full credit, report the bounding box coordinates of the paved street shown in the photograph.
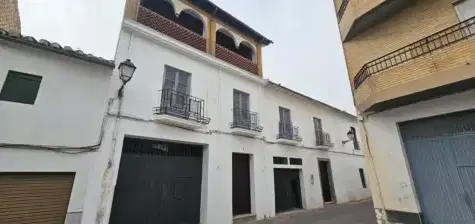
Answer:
[248,200,377,224]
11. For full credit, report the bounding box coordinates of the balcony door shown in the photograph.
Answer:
[313,117,323,144]
[279,107,292,138]
[163,65,191,118]
[233,90,250,128]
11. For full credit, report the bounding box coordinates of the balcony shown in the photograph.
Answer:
[216,44,258,75]
[137,6,206,52]
[338,0,414,41]
[277,122,302,145]
[316,131,334,148]
[353,16,475,112]
[152,89,210,129]
[230,108,263,137]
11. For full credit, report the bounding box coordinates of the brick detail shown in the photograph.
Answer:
[0,0,21,34]
[216,44,258,75]
[339,0,463,107]
[137,6,206,53]
[354,38,475,104]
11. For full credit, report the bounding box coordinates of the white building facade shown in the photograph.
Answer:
[0,29,114,223]
[80,15,371,224]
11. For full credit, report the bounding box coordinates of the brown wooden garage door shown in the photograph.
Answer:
[0,173,75,224]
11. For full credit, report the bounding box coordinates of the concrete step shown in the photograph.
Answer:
[233,214,256,224]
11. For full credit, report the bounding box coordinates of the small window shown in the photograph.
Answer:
[289,158,303,165]
[0,71,42,105]
[273,157,288,165]
[359,168,367,188]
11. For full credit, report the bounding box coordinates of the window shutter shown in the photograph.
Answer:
[0,71,42,105]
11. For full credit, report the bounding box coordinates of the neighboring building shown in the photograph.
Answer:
[0,0,21,34]
[0,29,114,223]
[334,0,475,223]
[81,0,371,224]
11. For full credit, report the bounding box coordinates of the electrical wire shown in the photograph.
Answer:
[0,98,113,154]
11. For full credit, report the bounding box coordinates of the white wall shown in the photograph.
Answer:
[362,89,475,213]
[82,20,370,224]
[0,41,112,222]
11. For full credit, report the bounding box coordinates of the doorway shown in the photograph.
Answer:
[109,138,203,224]
[274,169,302,213]
[232,153,252,216]
[318,159,335,203]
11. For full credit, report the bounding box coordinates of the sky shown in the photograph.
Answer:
[18,0,355,114]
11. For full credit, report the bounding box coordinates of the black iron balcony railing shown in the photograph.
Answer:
[337,0,350,22]
[230,108,263,132]
[153,89,210,124]
[278,122,301,141]
[315,131,334,147]
[354,16,475,89]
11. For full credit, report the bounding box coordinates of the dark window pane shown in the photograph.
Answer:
[289,158,303,165]
[0,71,42,105]
[359,168,367,188]
[273,157,288,165]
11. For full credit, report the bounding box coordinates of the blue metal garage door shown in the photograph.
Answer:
[400,110,475,224]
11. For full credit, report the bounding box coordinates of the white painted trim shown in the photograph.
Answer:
[276,138,302,146]
[151,114,205,130]
[230,127,261,137]
[273,164,303,169]
[122,19,267,85]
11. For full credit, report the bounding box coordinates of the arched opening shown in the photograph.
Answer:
[141,0,175,21]
[216,28,238,53]
[177,9,204,36]
[238,42,255,62]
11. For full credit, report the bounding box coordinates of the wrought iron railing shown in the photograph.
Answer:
[230,108,263,132]
[337,0,350,22]
[153,89,210,124]
[315,131,334,147]
[354,16,475,89]
[278,122,301,141]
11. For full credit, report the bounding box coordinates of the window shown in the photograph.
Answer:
[278,107,293,139]
[289,158,302,165]
[313,117,323,143]
[351,127,360,150]
[233,89,249,110]
[273,157,288,165]
[279,107,291,125]
[359,168,367,188]
[163,65,191,93]
[0,71,42,105]
[162,65,191,113]
[454,0,475,21]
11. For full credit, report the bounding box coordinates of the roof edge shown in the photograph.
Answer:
[0,29,115,69]
[265,80,357,119]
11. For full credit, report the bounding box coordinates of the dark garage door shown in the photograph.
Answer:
[400,110,475,224]
[274,169,302,213]
[109,138,203,224]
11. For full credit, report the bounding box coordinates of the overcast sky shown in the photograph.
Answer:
[19,0,355,114]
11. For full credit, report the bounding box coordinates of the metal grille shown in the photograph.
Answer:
[316,131,334,147]
[122,137,203,157]
[337,0,349,22]
[230,108,263,132]
[154,89,210,124]
[278,122,301,141]
[354,16,475,89]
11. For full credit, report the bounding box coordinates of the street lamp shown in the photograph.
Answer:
[342,127,356,145]
[117,59,136,97]
[118,59,136,84]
